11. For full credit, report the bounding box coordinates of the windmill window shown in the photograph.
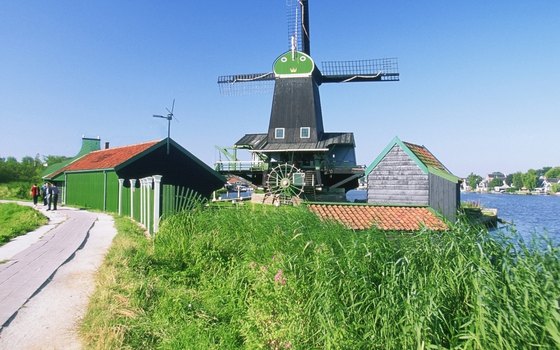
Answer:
[275,128,285,139]
[300,127,310,139]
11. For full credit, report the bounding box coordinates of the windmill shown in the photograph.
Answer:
[153,99,178,155]
[216,0,399,204]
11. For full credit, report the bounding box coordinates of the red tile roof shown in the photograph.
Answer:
[51,140,160,176]
[308,204,448,231]
[403,141,448,172]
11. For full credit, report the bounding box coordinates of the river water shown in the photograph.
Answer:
[461,192,560,244]
[347,190,560,244]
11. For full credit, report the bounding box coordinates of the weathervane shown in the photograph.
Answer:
[152,99,178,155]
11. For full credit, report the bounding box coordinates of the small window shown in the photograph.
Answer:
[300,127,310,139]
[275,128,285,139]
[292,172,306,186]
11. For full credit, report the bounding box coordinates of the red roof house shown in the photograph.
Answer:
[46,137,225,212]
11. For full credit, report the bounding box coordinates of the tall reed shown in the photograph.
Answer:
[82,204,560,349]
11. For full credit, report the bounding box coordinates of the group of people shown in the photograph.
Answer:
[30,182,59,211]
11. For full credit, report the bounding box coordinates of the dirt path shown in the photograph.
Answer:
[0,202,116,349]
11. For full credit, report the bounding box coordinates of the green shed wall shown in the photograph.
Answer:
[105,171,119,212]
[118,185,140,220]
[65,170,119,211]
[121,186,131,216]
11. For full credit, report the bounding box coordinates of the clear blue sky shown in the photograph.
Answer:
[1,0,558,178]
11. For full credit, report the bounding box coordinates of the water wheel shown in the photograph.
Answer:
[265,163,305,205]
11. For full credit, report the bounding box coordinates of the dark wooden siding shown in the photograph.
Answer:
[267,77,324,144]
[429,173,459,222]
[367,145,429,205]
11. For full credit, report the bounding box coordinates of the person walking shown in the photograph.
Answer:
[41,183,48,206]
[46,183,52,210]
[30,184,40,207]
[50,184,59,211]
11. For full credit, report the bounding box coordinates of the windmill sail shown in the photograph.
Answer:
[217,72,275,95]
[286,0,310,54]
[320,58,400,83]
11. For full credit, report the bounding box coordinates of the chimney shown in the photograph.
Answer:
[105,142,110,149]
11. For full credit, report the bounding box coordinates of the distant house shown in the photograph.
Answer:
[542,177,559,194]
[476,179,488,192]
[44,137,225,212]
[364,137,460,222]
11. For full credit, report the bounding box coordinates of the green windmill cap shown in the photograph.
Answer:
[273,51,315,77]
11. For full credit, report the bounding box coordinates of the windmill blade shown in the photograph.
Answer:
[166,99,175,117]
[166,98,175,115]
[286,0,310,54]
[217,72,275,95]
[320,58,400,83]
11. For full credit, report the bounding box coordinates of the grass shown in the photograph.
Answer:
[0,202,48,245]
[81,204,560,349]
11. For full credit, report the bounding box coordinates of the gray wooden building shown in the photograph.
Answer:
[364,137,460,222]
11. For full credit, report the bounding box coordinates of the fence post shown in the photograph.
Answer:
[146,177,151,233]
[129,179,137,219]
[140,178,146,227]
[118,178,125,215]
[152,175,163,233]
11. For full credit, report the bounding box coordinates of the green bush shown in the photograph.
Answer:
[0,182,34,200]
[82,205,560,349]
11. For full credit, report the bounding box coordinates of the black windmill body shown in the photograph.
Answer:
[217,0,399,203]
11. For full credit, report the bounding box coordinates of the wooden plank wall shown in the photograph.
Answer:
[367,145,429,205]
[429,174,459,222]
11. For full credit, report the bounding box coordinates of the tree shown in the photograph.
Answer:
[512,172,523,189]
[0,155,45,184]
[545,167,560,179]
[505,173,514,186]
[42,155,71,167]
[536,166,552,177]
[466,173,482,190]
[489,177,503,188]
[523,169,538,191]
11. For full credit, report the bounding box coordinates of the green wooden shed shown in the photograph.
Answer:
[45,137,225,212]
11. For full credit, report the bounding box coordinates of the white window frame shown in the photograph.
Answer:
[275,128,285,139]
[300,127,311,139]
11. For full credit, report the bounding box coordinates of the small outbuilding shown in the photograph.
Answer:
[364,137,460,222]
[45,137,225,213]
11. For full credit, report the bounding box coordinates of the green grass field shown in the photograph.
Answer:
[0,203,47,245]
[81,204,560,349]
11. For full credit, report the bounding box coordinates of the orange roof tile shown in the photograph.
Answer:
[308,204,447,231]
[403,141,448,172]
[52,140,160,176]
